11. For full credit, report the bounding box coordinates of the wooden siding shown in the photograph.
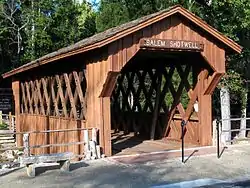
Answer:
[85,14,225,155]
[11,12,233,157]
[107,15,225,73]
[2,5,241,79]
[168,117,199,145]
[19,114,87,156]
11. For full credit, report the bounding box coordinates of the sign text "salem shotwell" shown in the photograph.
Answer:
[140,38,204,51]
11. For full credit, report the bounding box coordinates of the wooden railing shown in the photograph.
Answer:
[0,128,101,160]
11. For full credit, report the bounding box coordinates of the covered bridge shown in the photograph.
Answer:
[3,5,242,157]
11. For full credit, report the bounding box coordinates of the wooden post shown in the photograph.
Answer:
[12,80,21,146]
[199,70,212,146]
[9,112,12,130]
[23,133,30,157]
[150,72,162,140]
[101,97,112,157]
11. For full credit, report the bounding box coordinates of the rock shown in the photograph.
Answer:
[1,150,15,160]
[233,138,250,145]
[16,150,24,156]
[2,164,11,169]
[101,154,106,158]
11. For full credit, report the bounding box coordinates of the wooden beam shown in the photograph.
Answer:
[24,82,34,114]
[162,65,191,137]
[198,69,212,145]
[162,81,185,137]
[101,97,112,156]
[184,70,208,121]
[12,79,21,146]
[203,72,224,95]
[41,78,51,116]
[30,80,39,114]
[50,77,60,117]
[20,83,28,113]
[64,73,77,119]
[99,71,119,97]
[73,71,86,118]
[150,73,162,140]
[55,75,68,118]
[35,79,46,115]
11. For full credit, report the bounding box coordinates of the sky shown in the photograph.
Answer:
[82,0,100,10]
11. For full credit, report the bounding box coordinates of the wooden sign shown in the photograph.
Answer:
[140,38,204,51]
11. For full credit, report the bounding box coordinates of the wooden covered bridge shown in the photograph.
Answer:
[2,5,241,157]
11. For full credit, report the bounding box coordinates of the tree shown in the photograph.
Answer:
[96,0,206,32]
[22,0,96,64]
[0,0,29,73]
[204,0,250,138]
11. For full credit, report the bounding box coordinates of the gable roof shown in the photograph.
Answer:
[2,5,242,78]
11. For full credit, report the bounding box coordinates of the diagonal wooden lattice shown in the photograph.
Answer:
[20,70,86,120]
[111,63,197,139]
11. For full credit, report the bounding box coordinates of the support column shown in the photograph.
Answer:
[220,87,231,144]
[12,79,21,146]
[99,71,119,157]
[198,70,212,146]
[100,97,112,156]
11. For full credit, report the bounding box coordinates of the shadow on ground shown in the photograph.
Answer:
[202,179,250,188]
[0,146,250,188]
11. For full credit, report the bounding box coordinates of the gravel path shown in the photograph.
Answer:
[0,144,250,188]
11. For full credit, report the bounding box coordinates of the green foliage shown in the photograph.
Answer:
[0,0,97,70]
[96,0,203,32]
[0,0,249,116]
[218,70,247,110]
[0,122,8,130]
[22,0,97,64]
[205,0,250,114]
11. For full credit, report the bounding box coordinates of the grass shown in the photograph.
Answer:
[0,123,8,130]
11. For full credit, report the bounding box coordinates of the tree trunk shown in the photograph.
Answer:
[239,92,248,138]
[31,0,35,57]
[220,87,231,144]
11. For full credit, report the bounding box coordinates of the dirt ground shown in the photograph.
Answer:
[1,144,250,188]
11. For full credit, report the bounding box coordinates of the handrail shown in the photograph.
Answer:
[0,127,94,135]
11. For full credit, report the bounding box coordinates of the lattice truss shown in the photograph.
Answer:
[20,70,87,119]
[111,63,198,138]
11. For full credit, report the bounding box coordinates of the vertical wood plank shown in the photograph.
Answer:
[12,79,21,146]
[101,97,112,156]
[150,72,162,140]
[198,69,212,146]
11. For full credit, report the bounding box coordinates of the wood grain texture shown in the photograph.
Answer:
[19,114,86,156]
[12,11,233,156]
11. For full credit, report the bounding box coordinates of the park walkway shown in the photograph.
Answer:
[0,144,250,188]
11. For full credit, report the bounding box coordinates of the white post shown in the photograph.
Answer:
[0,111,2,125]
[239,92,247,138]
[96,145,101,159]
[91,128,97,143]
[212,119,217,146]
[9,112,12,130]
[84,130,91,159]
[23,133,30,157]
[220,87,231,144]
[11,116,15,131]
[90,140,97,160]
